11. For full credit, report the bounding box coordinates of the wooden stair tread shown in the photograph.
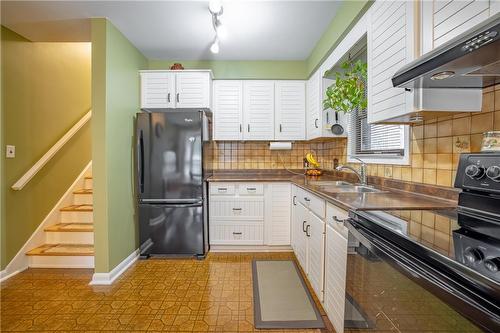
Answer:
[73,188,93,194]
[26,244,94,256]
[44,223,93,232]
[60,204,93,212]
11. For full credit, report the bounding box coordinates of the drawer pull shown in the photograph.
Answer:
[306,225,311,237]
[293,195,297,205]
[247,187,257,191]
[232,208,242,211]
[217,188,227,192]
[333,216,345,224]
[232,232,242,235]
[304,197,310,202]
[302,221,307,232]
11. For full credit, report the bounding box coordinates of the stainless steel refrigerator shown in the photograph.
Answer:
[135,109,212,259]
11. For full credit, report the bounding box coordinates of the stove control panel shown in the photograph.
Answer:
[455,153,500,193]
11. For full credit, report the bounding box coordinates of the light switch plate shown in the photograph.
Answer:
[6,145,15,158]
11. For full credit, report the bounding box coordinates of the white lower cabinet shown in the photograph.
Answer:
[209,182,290,247]
[306,211,325,301]
[324,203,349,333]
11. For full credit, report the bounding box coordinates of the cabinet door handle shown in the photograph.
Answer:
[232,208,242,211]
[326,112,329,123]
[302,221,307,232]
[306,225,311,237]
[247,187,256,191]
[247,124,250,132]
[167,93,171,103]
[304,197,310,202]
[232,232,242,235]
[314,118,319,128]
[239,124,242,132]
[176,93,180,103]
[333,216,344,224]
[293,195,297,205]
[279,124,282,132]
[217,188,227,192]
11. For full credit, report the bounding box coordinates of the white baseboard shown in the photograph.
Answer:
[89,249,139,286]
[209,245,293,252]
[0,162,92,282]
[29,255,94,269]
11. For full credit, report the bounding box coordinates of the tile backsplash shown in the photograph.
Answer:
[210,85,500,188]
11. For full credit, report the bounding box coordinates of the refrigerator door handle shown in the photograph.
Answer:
[138,130,145,193]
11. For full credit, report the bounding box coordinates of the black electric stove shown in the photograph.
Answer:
[346,153,500,332]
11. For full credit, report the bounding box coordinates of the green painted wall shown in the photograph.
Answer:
[306,0,372,76]
[149,60,307,79]
[1,26,92,269]
[91,18,148,273]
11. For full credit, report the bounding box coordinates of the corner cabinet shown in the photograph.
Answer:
[140,70,212,109]
[367,0,415,124]
[212,80,306,141]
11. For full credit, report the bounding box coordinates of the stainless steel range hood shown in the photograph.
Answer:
[385,13,500,123]
[393,13,500,90]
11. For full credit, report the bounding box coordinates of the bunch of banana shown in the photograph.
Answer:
[305,153,320,168]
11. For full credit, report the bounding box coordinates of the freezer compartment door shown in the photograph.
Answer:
[139,203,204,256]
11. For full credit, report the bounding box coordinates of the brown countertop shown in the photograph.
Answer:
[207,171,457,212]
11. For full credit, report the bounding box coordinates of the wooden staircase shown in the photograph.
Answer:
[26,175,94,268]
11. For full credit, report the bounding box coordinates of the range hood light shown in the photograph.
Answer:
[430,71,455,80]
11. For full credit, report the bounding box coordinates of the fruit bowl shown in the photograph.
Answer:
[306,169,323,176]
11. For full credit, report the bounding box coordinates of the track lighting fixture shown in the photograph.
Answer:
[209,0,225,53]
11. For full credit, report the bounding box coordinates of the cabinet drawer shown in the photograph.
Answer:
[209,221,264,245]
[210,183,236,195]
[298,188,325,219]
[326,203,349,238]
[209,197,264,219]
[238,183,264,196]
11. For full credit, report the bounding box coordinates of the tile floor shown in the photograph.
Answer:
[1,252,336,332]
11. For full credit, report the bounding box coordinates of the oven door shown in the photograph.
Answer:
[344,217,499,333]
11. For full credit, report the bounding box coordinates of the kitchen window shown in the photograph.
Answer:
[348,105,410,165]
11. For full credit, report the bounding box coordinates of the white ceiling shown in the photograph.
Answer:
[1,1,342,61]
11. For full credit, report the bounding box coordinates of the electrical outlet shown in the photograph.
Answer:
[6,145,15,158]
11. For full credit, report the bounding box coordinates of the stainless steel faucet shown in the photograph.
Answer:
[335,156,367,185]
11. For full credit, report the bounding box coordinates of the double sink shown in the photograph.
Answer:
[306,180,385,193]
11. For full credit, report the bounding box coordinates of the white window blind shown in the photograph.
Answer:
[350,106,405,156]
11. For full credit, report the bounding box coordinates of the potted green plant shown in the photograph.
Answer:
[323,59,367,114]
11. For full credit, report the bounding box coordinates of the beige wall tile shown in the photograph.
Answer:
[412,125,424,140]
[471,112,494,134]
[423,154,437,169]
[482,91,494,112]
[424,138,437,153]
[494,111,500,130]
[424,123,437,138]
[437,120,452,137]
[412,139,424,154]
[436,137,453,154]
[437,154,453,170]
[436,169,452,187]
[412,168,423,183]
[470,133,483,152]
[423,169,437,185]
[452,117,471,135]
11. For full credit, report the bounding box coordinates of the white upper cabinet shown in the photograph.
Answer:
[367,0,415,124]
[275,81,306,141]
[243,81,275,140]
[140,70,212,109]
[175,71,211,108]
[140,72,175,108]
[306,71,322,140]
[213,80,243,141]
[422,0,499,53]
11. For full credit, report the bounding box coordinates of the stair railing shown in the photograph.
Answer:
[11,110,92,191]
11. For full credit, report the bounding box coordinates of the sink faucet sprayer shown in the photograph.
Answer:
[335,156,367,186]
